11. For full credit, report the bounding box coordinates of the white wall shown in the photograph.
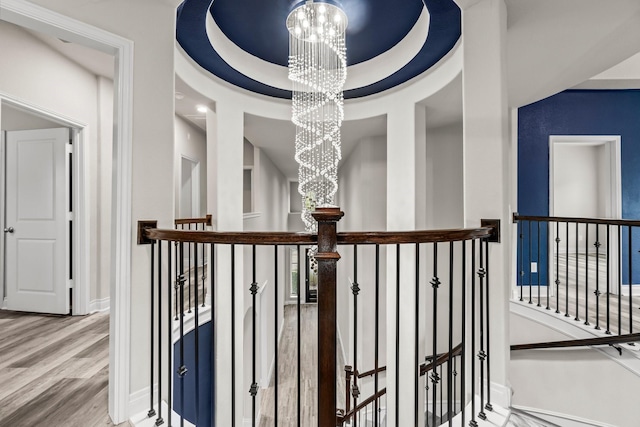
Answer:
[1,104,59,129]
[337,136,388,387]
[425,122,464,229]
[554,143,606,253]
[510,311,640,427]
[18,0,178,415]
[0,21,113,308]
[174,115,207,218]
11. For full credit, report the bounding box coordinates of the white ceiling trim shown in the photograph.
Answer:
[204,7,431,92]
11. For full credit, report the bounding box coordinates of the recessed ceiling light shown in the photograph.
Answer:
[175,91,184,100]
[196,105,208,113]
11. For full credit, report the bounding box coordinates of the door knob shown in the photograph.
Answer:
[4,227,14,233]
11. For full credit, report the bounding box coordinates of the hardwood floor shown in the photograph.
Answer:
[258,304,345,427]
[520,253,640,336]
[0,310,130,427]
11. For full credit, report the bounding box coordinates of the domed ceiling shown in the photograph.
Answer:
[176,0,460,99]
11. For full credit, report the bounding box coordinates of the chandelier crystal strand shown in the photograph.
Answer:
[287,1,347,232]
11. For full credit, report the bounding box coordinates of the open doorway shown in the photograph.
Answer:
[549,135,622,292]
[0,1,133,423]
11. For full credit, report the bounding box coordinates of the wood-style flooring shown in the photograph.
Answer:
[258,304,345,427]
[0,310,130,427]
[520,253,640,336]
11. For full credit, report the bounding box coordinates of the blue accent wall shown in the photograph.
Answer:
[173,321,214,426]
[518,89,640,285]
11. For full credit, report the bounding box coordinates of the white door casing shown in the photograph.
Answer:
[5,128,70,314]
[0,1,134,422]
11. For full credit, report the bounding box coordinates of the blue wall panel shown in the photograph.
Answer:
[518,89,640,285]
[173,321,213,426]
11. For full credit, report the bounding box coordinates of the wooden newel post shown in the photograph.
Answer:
[312,206,344,427]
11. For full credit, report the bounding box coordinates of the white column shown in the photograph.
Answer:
[386,103,427,426]
[207,102,245,425]
[461,0,512,408]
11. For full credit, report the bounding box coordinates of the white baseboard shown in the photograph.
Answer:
[620,284,640,296]
[129,385,158,424]
[490,382,511,409]
[512,285,552,301]
[89,297,110,313]
[512,405,617,427]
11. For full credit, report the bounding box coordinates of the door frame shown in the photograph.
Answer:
[180,154,201,218]
[0,0,134,423]
[548,135,622,293]
[549,135,622,219]
[0,101,86,315]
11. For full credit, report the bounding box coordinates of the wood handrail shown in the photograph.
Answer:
[356,365,387,379]
[513,213,640,227]
[338,388,387,424]
[510,333,640,351]
[175,214,212,226]
[419,343,463,377]
[142,226,493,246]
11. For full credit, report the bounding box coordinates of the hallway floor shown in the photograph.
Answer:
[0,310,130,427]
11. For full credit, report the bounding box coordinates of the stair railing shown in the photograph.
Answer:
[513,213,640,338]
[138,208,498,427]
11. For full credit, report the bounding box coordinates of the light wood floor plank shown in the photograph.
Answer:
[0,311,128,427]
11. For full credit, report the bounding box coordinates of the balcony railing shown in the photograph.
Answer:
[138,207,498,427]
[513,213,640,337]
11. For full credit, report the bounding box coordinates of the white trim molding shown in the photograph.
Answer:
[90,297,111,313]
[0,1,135,424]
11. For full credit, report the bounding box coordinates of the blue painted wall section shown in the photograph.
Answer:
[173,321,214,426]
[518,89,640,285]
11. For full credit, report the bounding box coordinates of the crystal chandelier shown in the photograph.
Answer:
[287,0,347,232]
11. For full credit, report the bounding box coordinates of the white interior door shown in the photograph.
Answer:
[4,128,70,314]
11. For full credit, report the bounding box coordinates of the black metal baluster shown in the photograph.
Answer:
[179,243,186,427]
[350,245,360,427]
[629,227,634,339]
[618,225,622,335]
[453,357,458,420]
[231,244,236,427]
[374,244,380,427]
[202,223,207,307]
[546,221,550,310]
[188,224,192,314]
[478,241,487,421]
[167,241,173,427]
[415,243,419,427]
[389,244,397,425]
[175,236,179,321]
[156,242,164,426]
[584,225,590,325]
[149,241,157,419]
[519,222,524,302]
[595,226,601,330]
[556,222,560,314]
[431,242,439,427]
[537,221,541,307]
[250,246,258,426]
[460,240,466,426]
[193,242,200,426]
[606,225,611,334]
[575,222,579,321]
[484,239,492,412]
[448,241,454,426]
[274,246,279,426]
[470,240,477,427]
[439,362,443,421]
[565,222,570,318]
[529,221,532,304]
